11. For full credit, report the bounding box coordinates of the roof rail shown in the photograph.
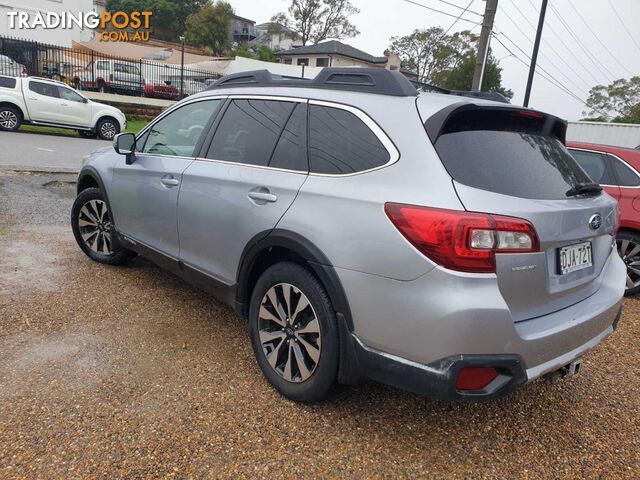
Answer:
[410,80,511,104]
[206,68,419,97]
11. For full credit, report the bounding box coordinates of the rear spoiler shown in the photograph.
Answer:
[410,80,511,104]
[424,102,568,144]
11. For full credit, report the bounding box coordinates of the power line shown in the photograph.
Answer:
[403,0,480,24]
[497,4,590,95]
[567,0,633,77]
[510,0,597,89]
[439,0,478,38]
[606,0,640,56]
[431,0,483,17]
[525,0,604,87]
[492,31,611,117]
[547,2,617,83]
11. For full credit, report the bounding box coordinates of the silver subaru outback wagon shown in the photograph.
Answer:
[71,68,626,402]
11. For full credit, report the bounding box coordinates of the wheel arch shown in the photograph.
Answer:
[95,114,121,130]
[76,167,106,195]
[236,229,353,331]
[0,101,25,120]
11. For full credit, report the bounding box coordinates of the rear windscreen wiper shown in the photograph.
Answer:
[566,182,603,197]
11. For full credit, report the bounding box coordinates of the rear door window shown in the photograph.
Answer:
[29,81,59,98]
[206,99,296,167]
[568,149,615,184]
[608,155,640,187]
[433,109,591,200]
[268,103,307,171]
[308,104,390,174]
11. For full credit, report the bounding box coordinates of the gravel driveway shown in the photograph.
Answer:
[1,170,639,479]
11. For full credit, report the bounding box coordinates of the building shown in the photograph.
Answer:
[230,14,255,47]
[253,22,301,52]
[0,0,105,47]
[274,40,400,70]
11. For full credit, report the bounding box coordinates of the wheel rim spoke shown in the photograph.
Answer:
[258,283,321,383]
[78,199,113,255]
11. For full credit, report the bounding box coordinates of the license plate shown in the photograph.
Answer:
[558,241,592,275]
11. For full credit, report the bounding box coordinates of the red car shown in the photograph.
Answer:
[144,82,179,100]
[567,142,640,295]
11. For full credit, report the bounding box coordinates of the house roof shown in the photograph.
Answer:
[231,14,256,25]
[274,40,387,64]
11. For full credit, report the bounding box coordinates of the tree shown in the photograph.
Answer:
[272,0,359,46]
[387,28,512,99]
[184,1,234,56]
[256,46,277,63]
[585,77,640,123]
[386,27,456,83]
[106,0,206,42]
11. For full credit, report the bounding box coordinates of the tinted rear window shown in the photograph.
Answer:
[0,76,16,88]
[434,110,591,200]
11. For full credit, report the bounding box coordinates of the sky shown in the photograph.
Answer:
[231,0,640,121]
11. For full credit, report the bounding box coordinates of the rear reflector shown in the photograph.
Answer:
[384,204,540,273]
[456,367,498,391]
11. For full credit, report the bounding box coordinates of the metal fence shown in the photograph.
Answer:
[0,35,223,100]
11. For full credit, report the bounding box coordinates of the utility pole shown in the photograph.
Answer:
[472,0,498,91]
[523,0,548,107]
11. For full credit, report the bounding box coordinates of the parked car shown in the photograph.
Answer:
[71,69,625,403]
[173,79,207,98]
[0,54,28,77]
[567,142,640,295]
[0,75,127,140]
[144,81,179,100]
[73,60,144,96]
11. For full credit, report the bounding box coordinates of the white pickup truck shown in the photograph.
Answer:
[0,75,127,140]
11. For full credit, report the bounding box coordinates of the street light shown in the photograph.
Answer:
[179,35,185,99]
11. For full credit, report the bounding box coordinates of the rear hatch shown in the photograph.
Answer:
[424,103,618,321]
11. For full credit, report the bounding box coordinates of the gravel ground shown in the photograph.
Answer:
[0,171,639,479]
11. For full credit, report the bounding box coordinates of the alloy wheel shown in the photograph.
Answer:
[617,238,640,290]
[78,199,113,255]
[258,283,321,383]
[100,122,117,140]
[0,110,18,129]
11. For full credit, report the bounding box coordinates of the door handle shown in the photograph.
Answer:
[61,103,68,106]
[29,97,37,101]
[160,176,180,188]
[248,189,277,204]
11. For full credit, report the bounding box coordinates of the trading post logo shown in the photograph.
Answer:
[6,11,153,42]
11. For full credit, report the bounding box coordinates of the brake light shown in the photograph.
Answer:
[519,109,543,118]
[21,66,28,76]
[384,204,540,273]
[456,367,498,390]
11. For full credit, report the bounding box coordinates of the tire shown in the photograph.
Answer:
[97,81,107,93]
[617,231,640,296]
[249,262,339,402]
[0,105,22,131]
[71,187,135,266]
[96,117,120,141]
[78,130,97,139]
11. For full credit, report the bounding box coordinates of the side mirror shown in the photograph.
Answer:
[113,132,136,164]
[82,97,88,103]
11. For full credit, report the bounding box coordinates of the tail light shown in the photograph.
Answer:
[21,66,28,76]
[384,203,540,273]
[456,367,498,390]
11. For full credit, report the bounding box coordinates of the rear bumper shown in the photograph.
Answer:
[335,246,626,399]
[347,304,622,400]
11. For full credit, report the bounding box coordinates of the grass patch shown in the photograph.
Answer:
[0,225,8,236]
[18,119,148,138]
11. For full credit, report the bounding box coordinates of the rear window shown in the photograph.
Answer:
[433,109,591,200]
[0,76,16,88]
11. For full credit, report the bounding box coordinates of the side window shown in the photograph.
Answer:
[29,81,59,98]
[206,99,295,166]
[308,104,390,174]
[0,75,16,88]
[142,99,221,157]
[569,149,614,184]
[58,86,84,103]
[96,61,109,71]
[269,103,307,171]
[609,155,640,187]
